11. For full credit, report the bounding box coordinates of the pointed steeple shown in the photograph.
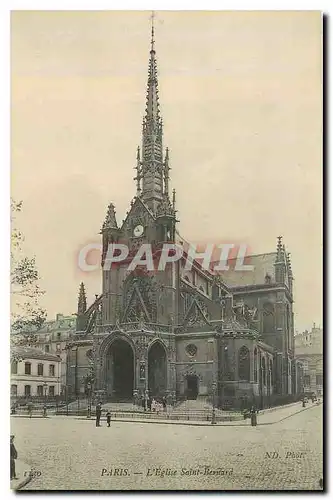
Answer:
[101,203,118,231]
[78,282,87,315]
[139,17,166,211]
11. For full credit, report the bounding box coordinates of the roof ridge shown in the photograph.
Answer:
[211,251,276,263]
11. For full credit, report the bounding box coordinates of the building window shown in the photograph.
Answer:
[49,364,55,377]
[316,375,323,386]
[11,384,17,396]
[261,357,267,386]
[24,385,31,396]
[57,332,61,340]
[56,344,61,352]
[11,361,18,374]
[262,303,275,333]
[269,359,274,387]
[37,363,44,376]
[49,386,55,396]
[254,348,258,382]
[238,346,250,381]
[304,375,311,386]
[37,385,44,396]
[25,362,31,375]
[45,345,50,353]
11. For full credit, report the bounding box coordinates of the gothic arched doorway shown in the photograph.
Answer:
[105,339,134,402]
[148,342,167,398]
[186,375,199,400]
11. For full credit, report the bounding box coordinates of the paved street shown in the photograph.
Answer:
[11,404,323,491]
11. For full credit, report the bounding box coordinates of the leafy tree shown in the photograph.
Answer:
[11,199,46,339]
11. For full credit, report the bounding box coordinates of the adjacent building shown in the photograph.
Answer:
[14,313,76,394]
[295,324,323,396]
[11,346,61,399]
[33,313,76,392]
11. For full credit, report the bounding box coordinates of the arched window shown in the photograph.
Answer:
[24,362,31,375]
[261,357,267,386]
[254,348,258,382]
[11,361,18,374]
[263,303,275,333]
[238,346,250,381]
[269,359,273,387]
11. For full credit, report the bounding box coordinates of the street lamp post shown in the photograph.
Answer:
[43,382,48,417]
[211,382,217,425]
[87,383,92,419]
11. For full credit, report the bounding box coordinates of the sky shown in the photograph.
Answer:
[11,10,322,332]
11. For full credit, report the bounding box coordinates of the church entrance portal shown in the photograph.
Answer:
[148,342,167,397]
[105,339,134,401]
[186,375,199,400]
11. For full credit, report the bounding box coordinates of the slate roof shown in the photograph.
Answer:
[213,252,277,288]
[11,346,60,362]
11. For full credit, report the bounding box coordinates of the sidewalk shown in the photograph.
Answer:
[10,460,32,491]
[12,401,321,427]
[74,401,321,427]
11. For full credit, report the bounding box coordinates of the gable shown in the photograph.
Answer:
[120,196,155,233]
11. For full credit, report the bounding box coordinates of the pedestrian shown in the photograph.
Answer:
[250,406,257,427]
[96,403,102,427]
[162,396,167,412]
[106,411,111,427]
[147,398,152,412]
[141,396,146,412]
[10,435,18,480]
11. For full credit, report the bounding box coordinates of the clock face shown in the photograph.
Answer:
[133,224,144,237]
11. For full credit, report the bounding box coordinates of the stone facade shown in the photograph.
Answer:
[66,26,302,409]
[18,313,76,392]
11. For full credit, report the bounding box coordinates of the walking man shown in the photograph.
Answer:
[96,403,102,427]
[10,435,18,480]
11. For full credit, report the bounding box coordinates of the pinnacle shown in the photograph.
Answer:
[102,202,118,231]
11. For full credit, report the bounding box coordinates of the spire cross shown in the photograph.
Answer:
[150,11,155,51]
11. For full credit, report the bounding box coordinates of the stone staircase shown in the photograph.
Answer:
[169,399,241,422]
[102,402,142,412]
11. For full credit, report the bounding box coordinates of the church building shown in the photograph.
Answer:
[66,25,303,409]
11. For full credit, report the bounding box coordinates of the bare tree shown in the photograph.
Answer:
[11,199,46,348]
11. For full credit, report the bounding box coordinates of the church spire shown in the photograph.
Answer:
[139,15,165,211]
